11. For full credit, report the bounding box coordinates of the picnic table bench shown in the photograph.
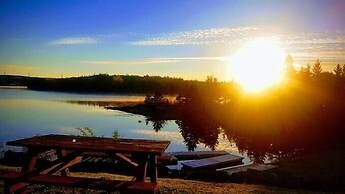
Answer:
[0,134,170,194]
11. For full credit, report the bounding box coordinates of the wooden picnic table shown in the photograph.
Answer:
[2,134,170,194]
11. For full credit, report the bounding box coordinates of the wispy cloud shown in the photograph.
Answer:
[130,27,259,46]
[81,56,226,65]
[50,37,98,45]
[130,27,345,49]
[0,64,79,78]
[278,31,345,64]
[130,27,345,63]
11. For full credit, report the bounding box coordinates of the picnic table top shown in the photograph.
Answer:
[7,134,170,155]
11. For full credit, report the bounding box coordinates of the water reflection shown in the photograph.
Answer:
[145,118,167,132]
[75,127,95,137]
[64,100,142,107]
[143,115,298,162]
[0,88,302,162]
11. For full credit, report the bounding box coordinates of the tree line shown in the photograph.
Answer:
[143,57,345,159]
[0,74,222,94]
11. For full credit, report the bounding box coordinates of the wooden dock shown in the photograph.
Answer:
[181,154,243,170]
[165,151,228,160]
[216,163,277,175]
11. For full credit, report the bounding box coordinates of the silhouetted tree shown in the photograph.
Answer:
[312,59,322,77]
[334,64,342,77]
[205,75,218,83]
[285,54,296,77]
[144,91,168,106]
[300,64,311,80]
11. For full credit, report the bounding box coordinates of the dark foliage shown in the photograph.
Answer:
[0,74,206,94]
[143,62,345,161]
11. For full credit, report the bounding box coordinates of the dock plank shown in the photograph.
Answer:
[182,154,243,170]
[166,151,228,160]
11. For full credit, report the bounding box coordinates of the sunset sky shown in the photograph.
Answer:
[1,0,345,80]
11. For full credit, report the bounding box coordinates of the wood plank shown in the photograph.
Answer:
[166,151,228,160]
[247,164,278,171]
[28,174,131,191]
[7,135,170,155]
[135,155,148,182]
[23,174,156,192]
[113,153,138,167]
[22,149,40,173]
[182,154,244,170]
[9,182,29,193]
[0,172,24,180]
[0,173,29,193]
[57,156,82,175]
[39,151,82,175]
[149,155,158,183]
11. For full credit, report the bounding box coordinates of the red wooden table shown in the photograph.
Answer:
[3,134,170,193]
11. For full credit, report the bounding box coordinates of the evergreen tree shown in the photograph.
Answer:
[300,64,311,79]
[342,64,345,77]
[334,64,342,77]
[311,59,322,77]
[205,75,218,83]
[285,54,296,77]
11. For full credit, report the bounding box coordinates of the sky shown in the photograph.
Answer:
[1,0,345,80]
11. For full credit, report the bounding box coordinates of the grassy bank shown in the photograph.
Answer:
[0,168,329,194]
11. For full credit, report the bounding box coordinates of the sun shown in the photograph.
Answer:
[228,37,286,93]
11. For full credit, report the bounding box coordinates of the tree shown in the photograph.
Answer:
[300,64,311,79]
[342,64,345,77]
[205,75,218,83]
[311,59,322,77]
[334,64,342,77]
[144,91,168,106]
[285,54,296,77]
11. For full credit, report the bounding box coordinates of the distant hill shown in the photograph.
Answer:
[0,75,40,86]
[0,74,209,94]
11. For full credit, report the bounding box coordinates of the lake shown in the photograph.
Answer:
[0,87,241,155]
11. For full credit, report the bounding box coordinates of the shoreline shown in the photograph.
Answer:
[105,103,181,120]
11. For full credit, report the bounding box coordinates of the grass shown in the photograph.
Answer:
[0,166,333,194]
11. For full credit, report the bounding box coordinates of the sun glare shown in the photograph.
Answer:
[229,38,286,93]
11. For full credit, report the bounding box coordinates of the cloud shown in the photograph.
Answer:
[129,27,345,63]
[130,26,345,49]
[0,64,79,78]
[130,27,259,46]
[280,32,345,45]
[81,56,226,65]
[50,37,98,45]
[0,64,39,76]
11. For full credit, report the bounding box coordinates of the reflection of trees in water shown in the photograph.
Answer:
[141,63,345,161]
[145,118,167,132]
[75,127,95,137]
[176,119,220,151]
[144,116,221,151]
[222,127,280,162]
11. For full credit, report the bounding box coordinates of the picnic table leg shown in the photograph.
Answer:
[7,149,41,194]
[57,149,68,176]
[135,154,148,182]
[149,155,158,183]
[22,149,39,173]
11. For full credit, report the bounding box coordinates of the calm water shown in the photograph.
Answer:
[0,88,240,155]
